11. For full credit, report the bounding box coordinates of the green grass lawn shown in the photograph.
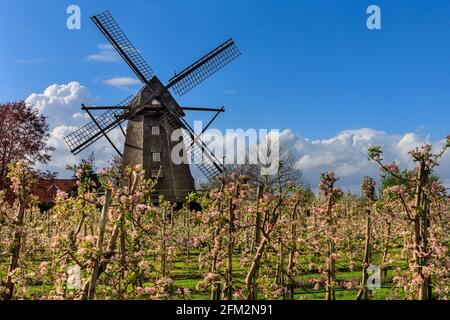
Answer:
[1,248,407,300]
[167,248,405,300]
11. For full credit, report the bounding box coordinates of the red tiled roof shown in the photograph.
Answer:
[32,179,76,203]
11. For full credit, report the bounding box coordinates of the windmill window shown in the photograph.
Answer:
[152,152,161,162]
[151,145,161,153]
[152,126,160,135]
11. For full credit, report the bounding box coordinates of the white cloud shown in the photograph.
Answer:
[102,77,141,89]
[197,127,449,191]
[15,58,47,64]
[24,82,450,190]
[72,112,90,120]
[45,125,123,176]
[25,82,122,177]
[275,129,450,192]
[87,44,120,62]
[26,82,91,118]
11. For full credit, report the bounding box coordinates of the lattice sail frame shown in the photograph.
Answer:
[167,39,241,96]
[160,110,224,180]
[64,96,134,155]
[91,11,154,83]
[66,11,238,181]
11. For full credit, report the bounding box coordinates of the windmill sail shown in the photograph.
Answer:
[91,11,155,84]
[67,10,238,187]
[64,96,134,155]
[166,39,241,96]
[159,105,224,181]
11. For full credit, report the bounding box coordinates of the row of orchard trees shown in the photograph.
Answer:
[0,137,449,300]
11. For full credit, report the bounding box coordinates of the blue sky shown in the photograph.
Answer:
[1,0,449,187]
[2,0,449,138]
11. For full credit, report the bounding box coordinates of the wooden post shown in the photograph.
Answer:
[87,189,112,300]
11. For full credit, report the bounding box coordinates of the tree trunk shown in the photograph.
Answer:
[275,241,284,286]
[356,208,371,300]
[247,186,262,300]
[81,173,139,299]
[210,181,225,300]
[160,208,167,278]
[380,220,391,280]
[4,194,27,300]
[287,202,300,299]
[86,189,112,300]
[246,237,269,300]
[210,233,221,300]
[418,169,431,300]
[224,192,235,300]
[325,241,336,300]
[274,204,285,293]
[245,197,283,300]
[413,161,432,300]
[325,194,336,301]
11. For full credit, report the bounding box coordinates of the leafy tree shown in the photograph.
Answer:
[382,170,440,191]
[0,101,53,188]
[369,136,450,300]
[66,152,100,195]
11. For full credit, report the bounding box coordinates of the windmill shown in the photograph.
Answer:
[64,11,240,202]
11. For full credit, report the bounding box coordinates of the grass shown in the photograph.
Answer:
[165,248,406,300]
[1,248,407,300]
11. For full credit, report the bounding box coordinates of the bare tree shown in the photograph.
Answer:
[227,145,302,192]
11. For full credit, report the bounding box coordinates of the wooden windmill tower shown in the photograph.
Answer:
[64,11,240,202]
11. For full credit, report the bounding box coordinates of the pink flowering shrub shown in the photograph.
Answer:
[0,136,448,300]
